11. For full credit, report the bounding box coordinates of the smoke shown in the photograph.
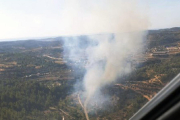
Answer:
[62,0,149,119]
[60,0,148,35]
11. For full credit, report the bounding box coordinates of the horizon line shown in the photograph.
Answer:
[0,26,179,42]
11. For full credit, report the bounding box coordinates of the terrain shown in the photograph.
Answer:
[0,27,180,120]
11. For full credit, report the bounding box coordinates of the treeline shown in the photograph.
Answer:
[0,77,148,120]
[0,53,69,79]
[125,56,180,83]
[0,80,73,120]
[147,29,180,48]
[0,39,64,53]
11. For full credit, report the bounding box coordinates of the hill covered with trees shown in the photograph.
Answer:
[0,27,180,120]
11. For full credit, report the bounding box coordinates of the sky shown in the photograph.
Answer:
[0,0,180,41]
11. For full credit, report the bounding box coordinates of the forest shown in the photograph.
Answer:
[0,27,180,120]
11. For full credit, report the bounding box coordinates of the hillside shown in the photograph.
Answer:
[0,27,180,120]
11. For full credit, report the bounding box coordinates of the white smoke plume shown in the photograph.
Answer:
[62,0,149,119]
[60,0,148,35]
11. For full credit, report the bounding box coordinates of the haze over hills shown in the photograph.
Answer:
[0,27,180,120]
[0,26,179,46]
